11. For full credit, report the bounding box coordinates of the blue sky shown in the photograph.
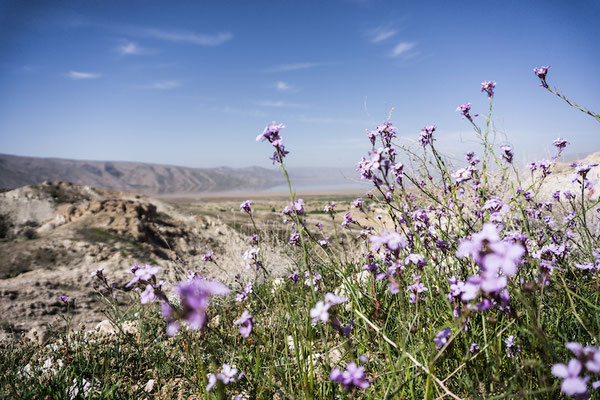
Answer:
[0,0,599,169]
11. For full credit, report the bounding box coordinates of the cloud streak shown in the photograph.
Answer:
[367,27,397,43]
[65,70,101,80]
[116,41,152,55]
[389,41,415,57]
[137,80,182,90]
[256,100,307,108]
[271,81,293,91]
[264,62,329,72]
[133,28,232,46]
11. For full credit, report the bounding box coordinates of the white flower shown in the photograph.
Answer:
[310,300,330,323]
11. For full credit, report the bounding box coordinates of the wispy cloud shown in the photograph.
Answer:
[294,115,375,125]
[137,80,182,90]
[133,28,232,46]
[367,27,397,43]
[65,70,101,80]
[389,41,416,58]
[271,81,293,91]
[256,100,307,108]
[116,41,153,55]
[221,106,268,118]
[264,62,329,72]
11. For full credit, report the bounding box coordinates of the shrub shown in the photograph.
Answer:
[0,213,12,239]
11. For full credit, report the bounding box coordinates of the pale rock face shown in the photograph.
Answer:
[25,326,51,346]
[144,378,155,393]
[95,320,118,335]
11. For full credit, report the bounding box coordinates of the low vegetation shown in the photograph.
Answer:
[2,67,600,399]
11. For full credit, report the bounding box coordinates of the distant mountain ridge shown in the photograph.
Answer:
[0,154,285,194]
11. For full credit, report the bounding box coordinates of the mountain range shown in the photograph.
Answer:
[0,153,285,195]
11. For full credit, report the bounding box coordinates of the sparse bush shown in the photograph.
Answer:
[23,228,37,240]
[0,212,12,239]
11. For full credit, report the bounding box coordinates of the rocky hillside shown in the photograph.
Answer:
[0,154,284,195]
[0,182,288,334]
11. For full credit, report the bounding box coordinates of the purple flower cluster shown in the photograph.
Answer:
[419,125,436,147]
[369,230,408,254]
[406,275,428,303]
[310,293,347,324]
[533,65,550,88]
[366,121,397,146]
[126,264,161,288]
[234,310,254,338]
[323,201,336,214]
[162,277,229,336]
[553,137,569,153]
[330,362,370,390]
[58,295,70,303]
[239,200,252,213]
[433,328,452,349]
[256,121,289,164]
[501,145,513,163]
[570,162,598,190]
[304,270,322,291]
[243,247,262,271]
[481,80,496,98]
[282,199,305,218]
[552,343,600,397]
[457,102,474,121]
[236,282,253,303]
[341,212,357,229]
[206,364,244,392]
[456,224,525,308]
[202,250,215,262]
[505,335,521,359]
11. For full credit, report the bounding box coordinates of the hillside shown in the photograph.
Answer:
[0,154,284,195]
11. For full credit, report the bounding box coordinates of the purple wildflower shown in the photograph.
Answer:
[501,145,513,163]
[234,310,254,338]
[323,201,336,214]
[202,250,215,262]
[58,295,70,303]
[481,81,496,98]
[310,300,330,323]
[341,212,357,229]
[126,264,161,288]
[457,102,473,121]
[533,66,550,88]
[164,278,230,335]
[553,137,569,152]
[404,253,428,267]
[552,359,589,396]
[330,362,370,390]
[419,125,436,146]
[288,271,299,283]
[140,284,160,304]
[239,200,252,213]
[90,267,105,279]
[505,335,521,358]
[206,364,241,392]
[433,328,452,349]
[257,121,288,163]
[289,232,301,246]
[352,197,364,210]
[465,152,480,166]
[256,121,285,142]
[407,275,428,302]
[310,293,347,324]
[304,271,321,290]
[369,230,408,253]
